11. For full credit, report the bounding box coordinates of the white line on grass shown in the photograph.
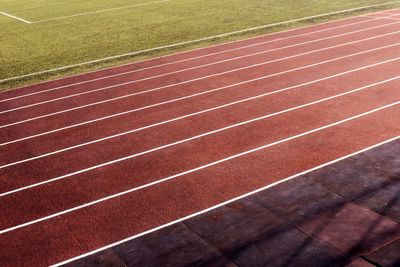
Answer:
[0,15,382,103]
[2,19,400,115]
[50,135,400,267]
[1,74,399,197]
[1,1,400,83]
[0,11,31,24]
[1,98,400,236]
[2,55,400,168]
[30,0,169,23]
[2,39,400,139]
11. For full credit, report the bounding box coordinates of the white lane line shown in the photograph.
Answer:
[0,16,382,103]
[2,1,400,83]
[30,0,169,23]
[2,33,400,133]
[2,98,400,236]
[0,11,31,24]
[1,74,399,197]
[2,19,400,114]
[51,135,400,267]
[2,41,400,147]
[375,9,400,14]
[362,15,400,20]
[2,55,400,168]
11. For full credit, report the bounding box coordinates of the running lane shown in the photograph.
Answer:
[0,41,400,165]
[1,70,400,230]
[1,8,400,267]
[0,54,399,186]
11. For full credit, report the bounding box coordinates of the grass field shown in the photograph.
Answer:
[1,0,400,91]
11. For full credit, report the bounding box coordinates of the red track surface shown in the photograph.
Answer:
[1,8,400,266]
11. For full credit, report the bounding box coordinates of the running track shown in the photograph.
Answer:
[1,8,400,266]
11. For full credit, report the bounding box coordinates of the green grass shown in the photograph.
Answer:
[1,0,400,91]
